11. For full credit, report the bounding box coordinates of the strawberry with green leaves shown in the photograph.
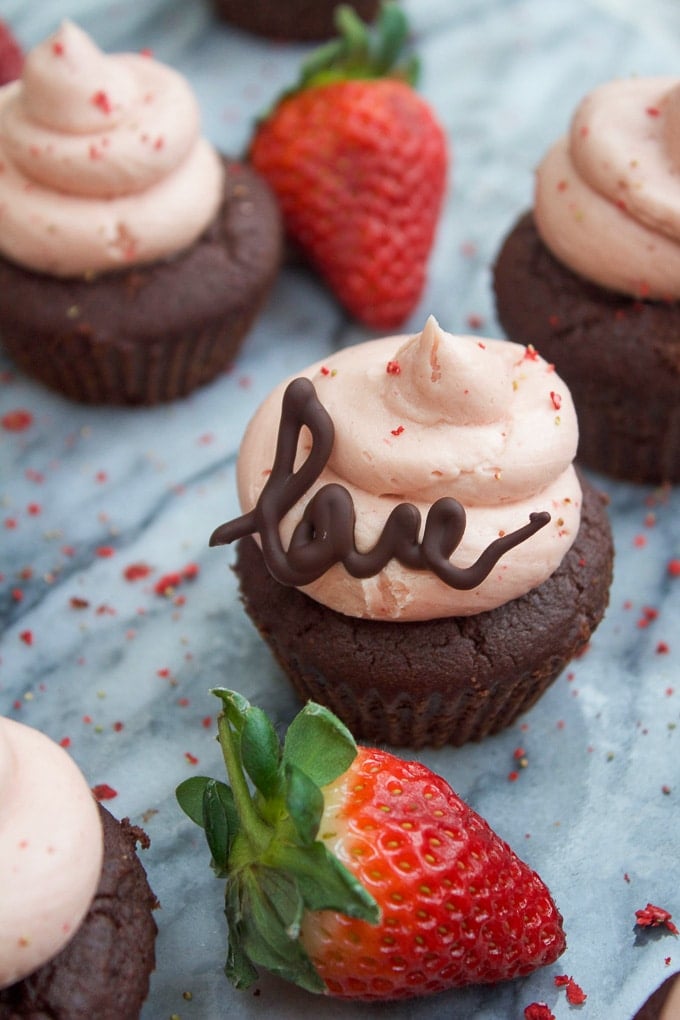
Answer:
[177,689,566,1001]
[248,2,447,329]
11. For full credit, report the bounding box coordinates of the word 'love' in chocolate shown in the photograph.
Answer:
[210,377,550,589]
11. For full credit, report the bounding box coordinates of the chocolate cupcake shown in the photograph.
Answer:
[0,717,157,1019]
[212,0,381,41]
[210,316,613,748]
[494,76,680,484]
[0,21,282,406]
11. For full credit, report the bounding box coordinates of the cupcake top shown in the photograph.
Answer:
[0,716,103,988]
[212,317,582,620]
[534,75,680,299]
[0,20,224,276]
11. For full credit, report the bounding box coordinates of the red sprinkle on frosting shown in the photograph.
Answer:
[91,90,113,114]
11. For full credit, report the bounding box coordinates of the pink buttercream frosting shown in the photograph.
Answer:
[0,717,103,989]
[0,20,223,275]
[535,76,680,298]
[236,317,582,620]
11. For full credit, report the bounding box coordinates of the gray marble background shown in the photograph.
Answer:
[0,1,678,1017]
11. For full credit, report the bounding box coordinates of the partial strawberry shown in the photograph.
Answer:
[177,689,566,1001]
[248,2,447,329]
[0,20,23,86]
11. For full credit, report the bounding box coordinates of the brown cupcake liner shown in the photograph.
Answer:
[572,399,680,486]
[1,305,258,406]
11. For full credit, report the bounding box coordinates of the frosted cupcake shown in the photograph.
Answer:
[494,76,680,484]
[210,316,613,747]
[0,716,157,1018]
[0,21,282,405]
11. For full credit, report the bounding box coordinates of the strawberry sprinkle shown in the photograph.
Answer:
[555,974,588,1005]
[124,562,153,582]
[1,409,33,431]
[524,1005,555,1020]
[635,903,678,935]
[91,89,113,114]
[92,783,118,801]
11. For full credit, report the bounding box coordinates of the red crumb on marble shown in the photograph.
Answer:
[555,975,587,1004]
[657,642,670,654]
[633,534,647,549]
[390,425,405,437]
[550,391,562,410]
[154,563,199,597]
[92,783,118,801]
[124,562,153,582]
[1,409,33,431]
[524,1004,555,1020]
[96,546,115,558]
[635,903,679,935]
[184,752,199,765]
[668,559,680,577]
[19,630,33,646]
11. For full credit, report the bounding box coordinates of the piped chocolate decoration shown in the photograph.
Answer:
[210,377,551,589]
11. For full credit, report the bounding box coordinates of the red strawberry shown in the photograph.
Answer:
[0,20,23,86]
[248,2,448,329]
[177,689,566,1001]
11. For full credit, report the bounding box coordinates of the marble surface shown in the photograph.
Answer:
[0,1,678,1017]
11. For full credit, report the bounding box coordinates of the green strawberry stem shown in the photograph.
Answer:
[215,710,270,858]
[268,1,418,112]
[176,689,380,993]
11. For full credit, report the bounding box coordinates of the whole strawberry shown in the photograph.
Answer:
[248,3,448,329]
[177,690,566,1000]
[0,20,23,86]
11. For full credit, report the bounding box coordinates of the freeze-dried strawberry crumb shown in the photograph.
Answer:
[635,903,679,935]
[92,783,118,801]
[555,974,587,1004]
[386,360,401,375]
[124,562,153,581]
[1,409,33,431]
[668,559,680,577]
[524,1004,555,1020]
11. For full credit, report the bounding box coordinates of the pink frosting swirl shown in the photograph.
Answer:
[236,317,582,620]
[535,76,680,298]
[0,717,103,989]
[0,21,223,275]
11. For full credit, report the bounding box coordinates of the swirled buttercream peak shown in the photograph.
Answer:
[220,318,582,620]
[0,21,223,274]
[535,76,680,298]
